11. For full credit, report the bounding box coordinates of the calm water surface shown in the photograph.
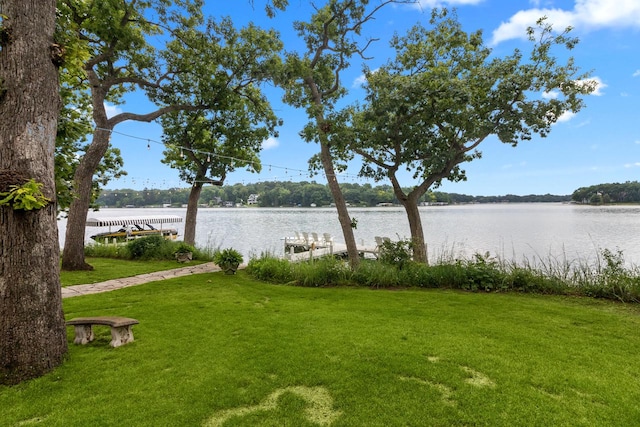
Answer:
[57,203,640,265]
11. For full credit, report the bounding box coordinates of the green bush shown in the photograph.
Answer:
[127,235,175,260]
[378,239,413,269]
[174,242,195,254]
[461,252,506,292]
[84,238,213,262]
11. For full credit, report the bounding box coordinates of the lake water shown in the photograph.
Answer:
[57,203,640,265]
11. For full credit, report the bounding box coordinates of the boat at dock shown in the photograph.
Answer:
[86,215,182,243]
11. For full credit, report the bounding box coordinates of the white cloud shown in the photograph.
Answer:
[352,68,379,88]
[104,103,123,119]
[492,0,640,45]
[542,77,604,102]
[624,162,640,168]
[556,111,576,123]
[633,70,640,77]
[576,76,607,96]
[352,74,368,88]
[262,137,279,150]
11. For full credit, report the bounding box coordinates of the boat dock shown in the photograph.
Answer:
[283,234,379,262]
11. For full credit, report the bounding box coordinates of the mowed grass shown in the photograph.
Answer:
[3,271,640,426]
[60,257,206,286]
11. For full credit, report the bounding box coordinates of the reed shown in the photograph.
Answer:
[247,247,640,303]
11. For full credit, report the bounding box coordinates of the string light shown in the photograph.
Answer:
[96,127,363,181]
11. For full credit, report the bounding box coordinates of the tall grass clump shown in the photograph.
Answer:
[578,249,640,302]
[351,260,401,288]
[247,254,352,287]
[291,257,352,287]
[246,253,294,283]
[246,247,640,304]
[84,242,130,258]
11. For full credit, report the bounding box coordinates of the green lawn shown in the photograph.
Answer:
[3,271,640,426]
[60,257,206,286]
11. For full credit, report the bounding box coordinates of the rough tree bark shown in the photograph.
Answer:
[0,0,68,385]
[319,135,360,267]
[61,102,199,271]
[399,196,428,264]
[183,182,203,245]
[306,78,359,267]
[389,174,429,264]
[61,124,111,271]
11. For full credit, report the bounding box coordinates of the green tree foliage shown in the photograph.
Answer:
[54,7,126,213]
[96,181,570,208]
[279,0,413,267]
[60,0,281,269]
[158,19,282,244]
[572,181,640,204]
[342,9,595,263]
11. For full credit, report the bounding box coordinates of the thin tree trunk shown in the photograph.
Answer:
[0,0,68,384]
[306,76,359,267]
[319,140,360,267]
[61,124,112,270]
[184,183,203,245]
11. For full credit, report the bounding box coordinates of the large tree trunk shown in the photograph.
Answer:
[184,183,203,245]
[61,125,112,271]
[399,196,428,264]
[0,0,68,385]
[389,174,429,264]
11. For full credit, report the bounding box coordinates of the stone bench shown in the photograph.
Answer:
[66,316,139,348]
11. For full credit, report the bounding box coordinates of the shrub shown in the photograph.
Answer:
[378,239,413,269]
[174,242,195,254]
[456,252,505,292]
[127,235,175,260]
[213,248,244,268]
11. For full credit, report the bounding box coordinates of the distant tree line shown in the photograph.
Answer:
[96,181,570,208]
[571,181,640,205]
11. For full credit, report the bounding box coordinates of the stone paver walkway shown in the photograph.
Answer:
[62,262,221,298]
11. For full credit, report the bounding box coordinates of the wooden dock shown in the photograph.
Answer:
[284,240,379,262]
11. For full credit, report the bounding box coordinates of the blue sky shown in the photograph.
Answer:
[104,0,640,196]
